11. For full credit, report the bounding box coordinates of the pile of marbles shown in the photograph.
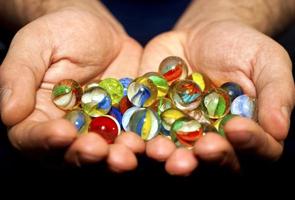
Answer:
[51,56,256,148]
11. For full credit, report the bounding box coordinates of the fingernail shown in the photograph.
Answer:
[281,106,291,121]
[75,154,82,168]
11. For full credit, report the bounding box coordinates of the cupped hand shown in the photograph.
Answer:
[141,20,295,175]
[0,7,145,172]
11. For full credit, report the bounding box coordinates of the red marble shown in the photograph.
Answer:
[119,96,133,114]
[176,129,203,147]
[163,65,183,82]
[89,115,120,144]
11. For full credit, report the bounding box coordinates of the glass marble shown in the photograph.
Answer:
[159,56,188,84]
[151,97,173,116]
[119,96,133,114]
[119,77,133,97]
[127,76,158,107]
[83,82,100,91]
[201,123,218,134]
[214,114,237,137]
[129,108,161,141]
[52,79,82,110]
[202,88,230,119]
[187,109,212,124]
[221,82,243,102]
[89,115,121,144]
[98,78,124,105]
[143,72,169,97]
[230,95,256,119]
[171,117,203,148]
[108,107,123,128]
[189,72,215,92]
[64,109,91,134]
[160,108,187,136]
[213,118,223,132]
[81,86,112,117]
[122,107,141,131]
[169,79,203,111]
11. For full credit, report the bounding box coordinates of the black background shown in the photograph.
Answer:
[0,0,294,183]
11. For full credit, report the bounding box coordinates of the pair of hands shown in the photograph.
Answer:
[0,5,294,175]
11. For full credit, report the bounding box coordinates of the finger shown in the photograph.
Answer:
[146,135,176,161]
[0,28,51,126]
[194,133,240,171]
[107,143,137,173]
[140,32,189,75]
[64,133,109,166]
[165,148,198,176]
[8,118,77,151]
[101,37,143,79]
[254,42,295,141]
[114,132,145,154]
[224,117,283,160]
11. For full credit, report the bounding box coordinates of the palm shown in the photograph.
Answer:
[2,8,143,170]
[185,21,270,97]
[32,36,140,133]
[32,12,141,123]
[142,21,268,95]
[141,20,293,175]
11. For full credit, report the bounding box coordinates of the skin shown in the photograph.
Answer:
[0,0,144,172]
[0,0,295,175]
[141,0,295,175]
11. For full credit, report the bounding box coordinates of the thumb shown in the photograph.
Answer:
[0,28,51,126]
[254,43,295,141]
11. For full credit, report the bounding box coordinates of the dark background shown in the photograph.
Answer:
[0,0,294,182]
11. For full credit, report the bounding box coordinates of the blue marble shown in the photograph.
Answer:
[74,112,86,130]
[160,125,171,136]
[127,77,157,107]
[131,85,151,106]
[230,95,255,118]
[81,86,112,117]
[108,107,123,128]
[119,77,133,96]
[97,95,112,110]
[64,110,91,134]
[122,107,141,131]
[221,82,243,102]
[128,108,161,140]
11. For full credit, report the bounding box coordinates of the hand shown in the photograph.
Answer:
[140,20,295,175]
[0,6,145,172]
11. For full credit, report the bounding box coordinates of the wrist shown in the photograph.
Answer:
[17,0,104,24]
[1,0,121,31]
[175,0,295,36]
